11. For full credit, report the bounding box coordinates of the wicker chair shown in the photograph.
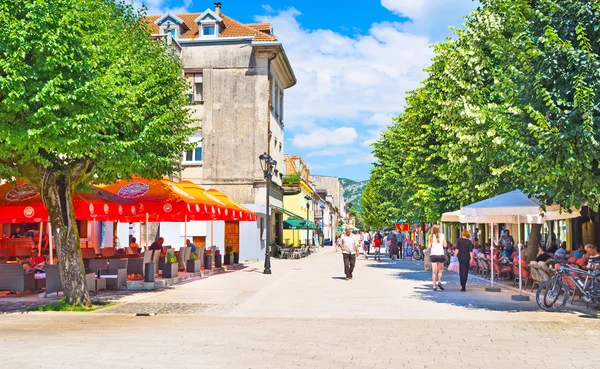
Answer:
[100,247,116,258]
[529,261,541,291]
[0,264,34,297]
[88,258,109,275]
[177,247,192,271]
[101,259,128,290]
[0,248,11,261]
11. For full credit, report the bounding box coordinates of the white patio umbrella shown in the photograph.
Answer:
[460,190,580,293]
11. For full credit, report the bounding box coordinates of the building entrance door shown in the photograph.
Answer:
[225,221,240,253]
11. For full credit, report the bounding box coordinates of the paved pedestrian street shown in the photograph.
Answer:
[1,248,598,369]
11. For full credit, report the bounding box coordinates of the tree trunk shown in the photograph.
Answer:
[41,173,92,306]
[527,223,542,263]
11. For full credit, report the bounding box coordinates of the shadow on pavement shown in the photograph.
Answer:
[366,257,541,313]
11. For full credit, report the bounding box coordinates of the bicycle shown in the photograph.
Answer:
[412,245,424,261]
[536,258,600,312]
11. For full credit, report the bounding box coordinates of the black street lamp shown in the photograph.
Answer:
[320,204,325,246]
[259,152,277,274]
[304,195,312,249]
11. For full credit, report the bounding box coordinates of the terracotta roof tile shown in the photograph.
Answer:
[143,12,276,42]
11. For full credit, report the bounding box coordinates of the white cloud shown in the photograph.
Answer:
[132,0,192,15]
[344,153,376,165]
[365,113,394,127]
[381,0,479,37]
[307,147,360,157]
[256,9,434,130]
[292,127,358,148]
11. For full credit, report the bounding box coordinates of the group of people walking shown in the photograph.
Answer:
[337,224,476,292]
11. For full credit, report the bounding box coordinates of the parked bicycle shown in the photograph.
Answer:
[536,257,600,311]
[412,244,424,261]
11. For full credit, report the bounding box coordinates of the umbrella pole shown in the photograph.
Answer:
[486,222,501,292]
[48,222,53,265]
[211,220,214,247]
[37,222,42,254]
[512,215,529,301]
[184,215,188,248]
[145,213,149,250]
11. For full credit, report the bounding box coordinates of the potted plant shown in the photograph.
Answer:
[204,249,213,270]
[186,251,201,272]
[233,251,239,264]
[162,250,178,278]
[224,246,233,265]
[144,261,155,282]
[214,249,222,268]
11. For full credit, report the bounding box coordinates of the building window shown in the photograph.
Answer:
[185,73,203,103]
[279,90,284,122]
[203,25,215,35]
[183,135,203,164]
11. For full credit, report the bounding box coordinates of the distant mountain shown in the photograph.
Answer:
[339,178,367,212]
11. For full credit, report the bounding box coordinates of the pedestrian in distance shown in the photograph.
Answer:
[428,224,446,291]
[373,231,382,261]
[455,229,475,292]
[360,228,371,260]
[389,231,398,260]
[340,226,359,280]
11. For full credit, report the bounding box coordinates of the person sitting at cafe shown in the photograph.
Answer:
[536,246,552,263]
[573,244,585,258]
[22,248,45,272]
[149,237,164,252]
[185,239,197,253]
[10,227,23,238]
[554,241,567,257]
[130,237,140,249]
[583,244,600,271]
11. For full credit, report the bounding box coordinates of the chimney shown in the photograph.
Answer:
[214,2,222,15]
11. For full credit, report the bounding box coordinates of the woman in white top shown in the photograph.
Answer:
[428,224,446,291]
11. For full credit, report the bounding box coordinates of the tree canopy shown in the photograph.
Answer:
[0,0,194,304]
[366,0,600,229]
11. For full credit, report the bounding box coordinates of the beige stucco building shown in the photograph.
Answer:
[144,3,296,260]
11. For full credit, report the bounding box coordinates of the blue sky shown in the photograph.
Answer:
[137,0,479,181]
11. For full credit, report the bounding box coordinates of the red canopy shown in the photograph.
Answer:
[206,188,257,221]
[0,181,136,224]
[97,177,225,222]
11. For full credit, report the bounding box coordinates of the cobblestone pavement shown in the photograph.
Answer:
[1,248,599,369]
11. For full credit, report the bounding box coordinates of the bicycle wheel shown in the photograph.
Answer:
[592,280,600,305]
[536,279,569,312]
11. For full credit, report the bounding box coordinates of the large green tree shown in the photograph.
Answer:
[0,0,194,304]
[368,0,600,261]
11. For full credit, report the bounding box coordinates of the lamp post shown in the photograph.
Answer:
[259,152,277,275]
[304,195,312,249]
[320,204,325,247]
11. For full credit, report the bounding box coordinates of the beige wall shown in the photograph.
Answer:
[178,42,284,206]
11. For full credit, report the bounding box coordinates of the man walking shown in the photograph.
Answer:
[340,226,359,280]
[389,231,398,260]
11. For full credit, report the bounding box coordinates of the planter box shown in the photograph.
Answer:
[186,259,201,273]
[204,255,213,270]
[233,252,239,264]
[224,254,232,265]
[144,263,155,282]
[214,254,222,268]
[162,263,178,279]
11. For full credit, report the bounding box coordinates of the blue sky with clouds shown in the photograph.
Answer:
[136,0,479,181]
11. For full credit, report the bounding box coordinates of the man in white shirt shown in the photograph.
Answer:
[340,226,359,280]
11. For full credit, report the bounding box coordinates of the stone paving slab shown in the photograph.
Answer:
[1,248,599,369]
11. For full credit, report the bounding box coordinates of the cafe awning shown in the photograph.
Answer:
[0,181,135,223]
[283,219,316,229]
[271,205,304,220]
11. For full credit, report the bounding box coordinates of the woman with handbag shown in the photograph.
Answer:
[455,229,475,292]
